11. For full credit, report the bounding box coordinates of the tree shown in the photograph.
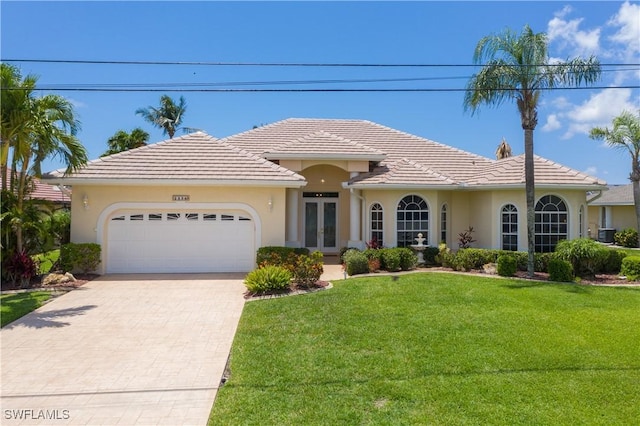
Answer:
[589,110,640,247]
[102,128,150,156]
[0,63,87,253]
[463,25,601,277]
[495,138,512,159]
[135,95,187,138]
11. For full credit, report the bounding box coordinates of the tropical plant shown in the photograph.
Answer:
[464,25,601,277]
[589,110,640,247]
[136,95,187,138]
[102,128,149,156]
[0,63,88,253]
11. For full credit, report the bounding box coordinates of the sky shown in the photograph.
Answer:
[1,1,639,184]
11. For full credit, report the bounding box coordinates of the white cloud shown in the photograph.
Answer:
[67,98,87,109]
[562,88,638,139]
[547,8,600,57]
[608,1,640,60]
[584,166,598,176]
[542,114,561,132]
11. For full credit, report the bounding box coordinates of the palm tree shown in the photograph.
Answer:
[136,95,187,138]
[464,25,601,277]
[589,110,640,247]
[495,138,512,159]
[0,63,87,253]
[102,128,150,156]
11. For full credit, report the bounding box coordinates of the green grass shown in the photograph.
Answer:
[210,273,640,425]
[1,291,52,327]
[33,249,60,274]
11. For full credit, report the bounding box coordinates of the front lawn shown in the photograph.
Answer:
[210,273,640,425]
[1,291,53,327]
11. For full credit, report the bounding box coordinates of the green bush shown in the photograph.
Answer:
[548,258,574,282]
[621,256,640,281]
[602,249,627,274]
[339,246,360,264]
[256,246,310,267]
[614,228,639,248]
[423,246,440,265]
[554,238,608,278]
[454,248,497,271]
[343,249,369,276]
[60,243,101,274]
[291,251,324,288]
[244,265,292,294]
[397,248,418,271]
[363,248,383,261]
[436,244,455,268]
[381,248,401,272]
[497,255,517,277]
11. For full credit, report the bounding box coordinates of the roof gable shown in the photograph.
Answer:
[348,158,458,187]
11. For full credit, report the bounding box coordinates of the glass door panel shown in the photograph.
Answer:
[323,202,337,249]
[304,199,338,252]
[305,202,318,248]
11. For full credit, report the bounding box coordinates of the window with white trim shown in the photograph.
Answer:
[579,205,584,238]
[370,203,383,247]
[396,195,428,248]
[440,204,447,244]
[501,204,518,251]
[535,195,568,253]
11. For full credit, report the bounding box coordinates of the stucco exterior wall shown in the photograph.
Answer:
[70,184,287,267]
[588,205,637,236]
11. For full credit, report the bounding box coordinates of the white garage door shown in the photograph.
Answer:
[107,210,255,273]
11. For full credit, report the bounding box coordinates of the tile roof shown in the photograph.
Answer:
[3,171,71,203]
[348,158,458,187]
[589,184,634,205]
[224,118,492,182]
[263,130,386,160]
[465,155,606,188]
[44,132,306,186]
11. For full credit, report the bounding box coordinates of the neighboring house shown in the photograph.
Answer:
[3,171,71,209]
[587,184,637,241]
[43,118,606,274]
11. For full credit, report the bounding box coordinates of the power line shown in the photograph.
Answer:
[3,58,638,67]
[22,86,639,93]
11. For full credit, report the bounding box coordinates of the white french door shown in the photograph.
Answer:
[304,199,338,253]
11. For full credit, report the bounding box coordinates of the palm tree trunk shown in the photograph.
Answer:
[524,128,535,277]
[631,160,640,248]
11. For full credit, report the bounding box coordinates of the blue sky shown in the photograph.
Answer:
[2,1,639,184]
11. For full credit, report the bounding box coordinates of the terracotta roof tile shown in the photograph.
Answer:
[349,158,458,187]
[264,130,385,160]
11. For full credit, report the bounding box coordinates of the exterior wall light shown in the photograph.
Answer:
[82,194,89,210]
[268,197,273,212]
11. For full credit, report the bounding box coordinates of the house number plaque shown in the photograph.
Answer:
[172,195,190,201]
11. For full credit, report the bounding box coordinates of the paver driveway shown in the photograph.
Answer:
[1,274,246,425]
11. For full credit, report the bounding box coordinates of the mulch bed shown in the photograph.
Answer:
[245,280,331,300]
[1,274,99,292]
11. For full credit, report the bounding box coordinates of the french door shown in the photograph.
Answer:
[304,199,338,253]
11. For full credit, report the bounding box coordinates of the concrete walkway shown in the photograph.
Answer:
[1,274,246,425]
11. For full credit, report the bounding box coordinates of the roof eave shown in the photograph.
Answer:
[343,182,459,190]
[41,177,308,188]
[264,153,386,161]
[463,183,609,190]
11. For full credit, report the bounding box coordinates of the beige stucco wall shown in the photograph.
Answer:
[70,184,287,272]
[588,205,637,236]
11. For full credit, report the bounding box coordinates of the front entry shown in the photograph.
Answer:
[304,197,338,253]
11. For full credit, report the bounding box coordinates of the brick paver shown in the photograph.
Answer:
[1,274,245,425]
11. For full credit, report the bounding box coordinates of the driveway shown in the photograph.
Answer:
[1,274,246,425]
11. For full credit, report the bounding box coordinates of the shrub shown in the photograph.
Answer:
[457,226,476,249]
[343,249,369,276]
[291,251,323,288]
[381,248,402,272]
[602,249,627,274]
[339,246,360,264]
[423,246,440,265]
[244,265,292,294]
[554,239,608,278]
[435,244,455,268]
[621,256,640,281]
[614,228,639,248]
[3,250,38,287]
[256,246,310,267]
[497,255,517,277]
[397,248,418,271]
[548,258,574,282]
[454,248,497,271]
[60,243,101,274]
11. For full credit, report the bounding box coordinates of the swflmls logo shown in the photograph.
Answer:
[4,409,70,420]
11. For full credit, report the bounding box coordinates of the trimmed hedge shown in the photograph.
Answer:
[343,249,369,276]
[621,256,640,281]
[256,246,310,267]
[554,239,608,278]
[548,258,574,282]
[497,254,517,277]
[615,228,639,248]
[60,243,101,274]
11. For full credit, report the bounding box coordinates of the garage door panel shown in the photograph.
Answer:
[106,210,255,273]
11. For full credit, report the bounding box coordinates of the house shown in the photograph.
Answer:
[3,170,71,209]
[587,184,637,242]
[43,118,606,274]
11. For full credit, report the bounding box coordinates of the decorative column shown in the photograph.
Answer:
[286,189,300,247]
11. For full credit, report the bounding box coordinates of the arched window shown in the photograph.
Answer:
[370,203,384,248]
[440,204,448,244]
[501,204,518,251]
[535,195,568,252]
[397,195,428,247]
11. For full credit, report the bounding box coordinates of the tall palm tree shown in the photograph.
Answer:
[136,95,187,139]
[589,110,640,247]
[0,63,87,252]
[102,128,150,156]
[464,25,601,277]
